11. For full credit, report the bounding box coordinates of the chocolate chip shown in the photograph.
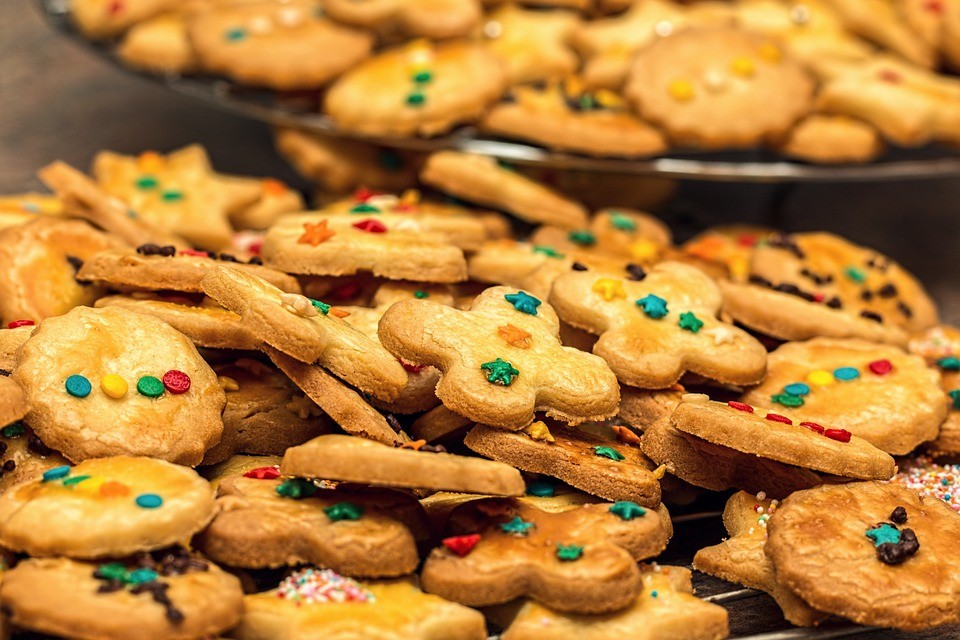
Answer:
[27,435,52,456]
[626,264,646,281]
[248,256,263,265]
[878,283,898,298]
[136,244,176,257]
[0,442,7,456]
[385,414,403,433]
[767,233,805,259]
[571,262,588,271]
[500,90,517,104]
[748,274,773,288]
[826,296,843,309]
[877,528,920,565]
[66,255,83,271]
[2,460,15,473]
[218,253,239,263]
[773,283,815,302]
[867,256,890,272]
[860,310,883,323]
[97,580,124,594]
[861,290,874,301]
[898,301,913,319]
[890,506,907,524]
[165,606,185,623]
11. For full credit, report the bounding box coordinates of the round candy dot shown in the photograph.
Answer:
[833,367,860,381]
[135,493,163,509]
[806,370,834,386]
[668,79,694,101]
[42,465,71,482]
[162,370,191,394]
[100,374,128,399]
[784,383,810,396]
[137,376,165,398]
[772,393,804,408]
[868,359,894,375]
[65,375,92,398]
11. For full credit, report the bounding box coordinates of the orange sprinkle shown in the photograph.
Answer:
[498,323,532,348]
[329,307,350,318]
[137,151,163,173]
[400,439,426,451]
[99,481,130,497]
[612,425,642,446]
[298,220,335,246]
[262,178,287,196]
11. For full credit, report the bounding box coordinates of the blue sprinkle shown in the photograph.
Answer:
[135,493,163,509]
[42,465,71,482]
[784,383,810,396]
[65,375,92,398]
[651,590,659,598]
[833,367,860,381]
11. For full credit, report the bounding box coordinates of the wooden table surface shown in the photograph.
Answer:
[2,4,959,640]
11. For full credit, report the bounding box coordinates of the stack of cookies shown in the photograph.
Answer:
[0,144,958,639]
[64,0,960,163]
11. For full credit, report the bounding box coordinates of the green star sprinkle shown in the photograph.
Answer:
[568,230,596,246]
[350,203,380,214]
[772,393,804,408]
[556,544,584,561]
[95,563,129,582]
[609,501,647,521]
[500,515,535,536]
[310,299,330,315]
[324,502,364,522]
[532,245,564,259]
[414,290,429,299]
[406,92,426,107]
[526,480,556,497]
[275,478,319,500]
[504,291,541,315]
[135,175,158,190]
[949,389,960,410]
[610,213,636,232]
[593,446,624,461]
[636,294,668,319]
[866,523,901,547]
[481,358,519,386]
[938,356,960,371]
[678,311,704,333]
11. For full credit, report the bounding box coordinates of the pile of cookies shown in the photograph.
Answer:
[0,143,959,640]
[66,0,960,162]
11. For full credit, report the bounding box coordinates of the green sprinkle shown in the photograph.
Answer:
[949,389,960,410]
[526,480,555,497]
[678,311,704,333]
[579,94,596,110]
[275,478,319,499]
[610,213,636,232]
[225,27,247,41]
[412,70,433,84]
[866,523,901,546]
[772,393,804,408]
[845,266,867,283]
[127,568,158,584]
[62,474,92,486]
[593,446,624,461]
[406,92,426,107]
[567,230,596,246]
[556,543,584,561]
[137,376,164,398]
[324,502,364,522]
[481,358,519,386]
[414,290,429,299]
[636,294,668,319]
[311,299,331,315]
[609,501,647,521]
[1,423,25,438]
[160,189,184,202]
[938,356,960,371]
[532,245,564,259]
[504,291,541,315]
[96,562,129,582]
[135,175,158,190]
[350,203,380,214]
[500,515,534,536]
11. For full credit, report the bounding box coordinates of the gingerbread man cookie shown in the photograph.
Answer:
[117,12,197,76]
[480,4,580,85]
[378,285,621,429]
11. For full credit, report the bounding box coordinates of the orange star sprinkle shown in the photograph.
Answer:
[329,307,351,319]
[262,178,287,196]
[611,425,642,447]
[400,439,427,451]
[136,151,164,173]
[498,323,532,348]
[298,220,335,246]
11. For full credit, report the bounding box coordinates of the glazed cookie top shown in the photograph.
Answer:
[0,456,216,558]
[12,305,225,465]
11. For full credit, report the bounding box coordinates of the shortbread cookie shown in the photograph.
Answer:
[720,232,939,344]
[0,456,215,558]
[465,420,662,506]
[672,394,896,480]
[69,0,177,38]
[409,405,474,443]
[378,285,621,428]
[420,496,671,613]
[681,224,775,282]
[201,358,330,466]
[202,265,408,401]
[829,0,935,67]
[282,434,524,495]
[117,12,197,75]
[264,347,405,446]
[92,146,262,250]
[234,571,487,640]
[529,208,673,262]
[908,325,960,456]
[495,564,729,640]
[480,4,580,85]
[482,78,667,157]
[228,177,304,231]
[12,306,225,465]
[325,0,482,38]
[625,29,815,148]
[0,217,123,325]
[325,40,506,137]
[187,0,373,90]
[779,114,883,164]
[0,193,60,231]
[767,481,960,631]
[618,385,684,433]
[1,552,242,640]
[549,264,768,388]
[78,246,300,293]
[740,338,948,455]
[0,378,28,431]
[196,472,427,576]
[200,454,282,490]
[693,491,826,627]
[0,423,70,495]
[420,151,588,229]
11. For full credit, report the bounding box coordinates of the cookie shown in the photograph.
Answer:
[549,264,768,388]
[69,0,176,38]
[529,208,673,262]
[0,423,71,496]
[200,453,282,489]
[409,405,474,443]
[618,385,684,433]
[625,28,815,148]
[324,40,506,137]
[12,305,225,465]
[681,225,775,282]
[829,0,935,67]
[482,77,668,157]
[480,4,580,85]
[0,217,123,325]
[195,472,427,576]
[187,0,373,90]
[201,265,408,401]
[766,481,960,631]
[0,456,215,558]
[117,12,197,75]
[0,378,28,432]
[693,491,826,627]
[494,564,729,640]
[740,338,948,455]
[234,570,487,640]
[325,0,482,39]
[908,325,960,456]
[420,151,589,229]
[92,145,263,250]
[0,192,63,230]
[0,551,243,640]
[281,434,524,495]
[420,495,671,613]
[226,176,306,232]
[778,114,883,163]
[465,420,662,506]
[671,394,896,480]
[264,346,406,446]
[378,285,621,429]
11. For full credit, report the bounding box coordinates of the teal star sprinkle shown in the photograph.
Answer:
[481,358,519,386]
[949,389,960,410]
[938,356,960,371]
[593,446,624,461]
[500,515,535,536]
[526,480,556,497]
[678,311,704,333]
[609,501,647,521]
[866,523,901,546]
[324,502,364,522]
[636,294,668,319]
[556,544,584,561]
[505,291,541,315]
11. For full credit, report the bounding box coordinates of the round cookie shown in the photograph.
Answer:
[12,306,225,465]
[0,423,70,496]
[0,456,216,558]
[625,28,814,148]
[766,481,960,631]
[908,324,960,457]
[0,552,242,640]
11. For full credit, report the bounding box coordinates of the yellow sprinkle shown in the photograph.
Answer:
[668,79,695,102]
[523,421,554,443]
[591,278,627,301]
[729,256,749,280]
[78,477,105,495]
[593,89,624,109]
[806,370,834,386]
[100,374,128,399]
[652,464,667,480]
[400,189,421,206]
[730,57,756,77]
[630,239,660,263]
[218,376,240,392]
[758,43,782,63]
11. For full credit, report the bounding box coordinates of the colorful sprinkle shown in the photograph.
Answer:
[350,203,380,214]
[868,359,894,375]
[807,370,834,386]
[504,291,541,315]
[833,367,860,381]
[225,27,247,41]
[135,175,158,190]
[137,376,165,398]
[62,474,91,486]
[824,428,852,443]
[556,544,584,561]
[593,446,624,461]
[526,480,555,497]
[668,79,695,101]
[481,358,519,386]
[352,218,388,233]
[244,466,281,480]
[1,423,25,438]
[893,455,960,512]
[65,374,92,398]
[784,383,810,396]
[610,501,647,520]
[6,320,34,329]
[844,266,866,283]
[730,57,756,77]
[500,515,535,536]
[948,389,960,410]
[728,401,754,413]
[498,324,532,349]
[678,311,703,333]
[275,568,374,605]
[42,465,71,482]
[800,421,825,434]
[276,478,319,499]
[866,523,901,546]
[636,294,668,319]
[568,230,596,246]
[311,299,331,315]
[591,278,626,301]
[160,189,183,202]
[532,245,564,259]
[135,493,163,509]
[772,393,804,408]
[100,374,128,399]
[324,502,364,522]
[609,213,637,232]
[162,370,191,394]
[405,92,426,106]
[413,290,429,299]
[443,534,480,557]
[99,481,130,497]
[938,356,960,371]
[298,220,335,246]
[765,413,792,425]
[522,421,554,442]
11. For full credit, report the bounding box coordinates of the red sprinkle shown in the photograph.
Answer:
[737,234,758,247]
[353,187,375,202]
[878,69,902,83]
[868,359,893,375]
[400,359,426,374]
[162,370,192,394]
[6,320,34,329]
[352,219,387,233]
[765,413,793,425]
[244,466,281,480]
[812,292,825,303]
[248,241,263,256]
[442,534,481,557]
[728,401,754,413]
[800,421,825,434]
[179,249,210,258]
[824,428,852,443]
